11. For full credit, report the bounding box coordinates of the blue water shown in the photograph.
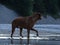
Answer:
[0,39,60,45]
[0,24,60,45]
[0,24,60,33]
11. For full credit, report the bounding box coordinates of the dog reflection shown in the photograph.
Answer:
[11,38,13,44]
[11,38,30,45]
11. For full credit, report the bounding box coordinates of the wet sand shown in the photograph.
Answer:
[0,39,60,45]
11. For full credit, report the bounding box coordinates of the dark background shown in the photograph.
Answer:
[0,0,60,24]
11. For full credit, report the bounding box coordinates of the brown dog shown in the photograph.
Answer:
[11,12,41,38]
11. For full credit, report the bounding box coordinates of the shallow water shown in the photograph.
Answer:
[0,39,60,45]
[0,24,60,45]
